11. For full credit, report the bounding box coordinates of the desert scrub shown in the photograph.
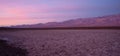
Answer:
[0,30,120,56]
[0,39,28,56]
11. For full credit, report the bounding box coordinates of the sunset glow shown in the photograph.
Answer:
[0,0,120,26]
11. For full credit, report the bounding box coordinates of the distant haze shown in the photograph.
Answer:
[0,0,120,26]
[12,14,120,28]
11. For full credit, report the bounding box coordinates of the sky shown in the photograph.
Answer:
[0,0,120,26]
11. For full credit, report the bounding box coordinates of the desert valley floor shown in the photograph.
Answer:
[0,29,120,56]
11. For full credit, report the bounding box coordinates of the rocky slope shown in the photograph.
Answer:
[12,14,120,28]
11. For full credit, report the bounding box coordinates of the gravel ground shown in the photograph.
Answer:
[0,30,120,56]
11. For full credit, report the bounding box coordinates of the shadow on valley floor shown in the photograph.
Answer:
[0,26,120,30]
[0,39,28,56]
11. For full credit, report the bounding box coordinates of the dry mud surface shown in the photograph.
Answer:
[0,30,120,56]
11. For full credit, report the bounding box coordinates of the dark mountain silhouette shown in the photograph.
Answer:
[12,14,120,28]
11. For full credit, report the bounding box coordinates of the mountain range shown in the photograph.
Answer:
[12,14,120,28]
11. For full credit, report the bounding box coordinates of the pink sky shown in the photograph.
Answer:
[0,0,120,26]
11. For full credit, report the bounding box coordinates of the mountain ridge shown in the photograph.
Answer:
[11,14,120,28]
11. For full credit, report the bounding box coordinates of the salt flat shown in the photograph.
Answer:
[0,30,120,56]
